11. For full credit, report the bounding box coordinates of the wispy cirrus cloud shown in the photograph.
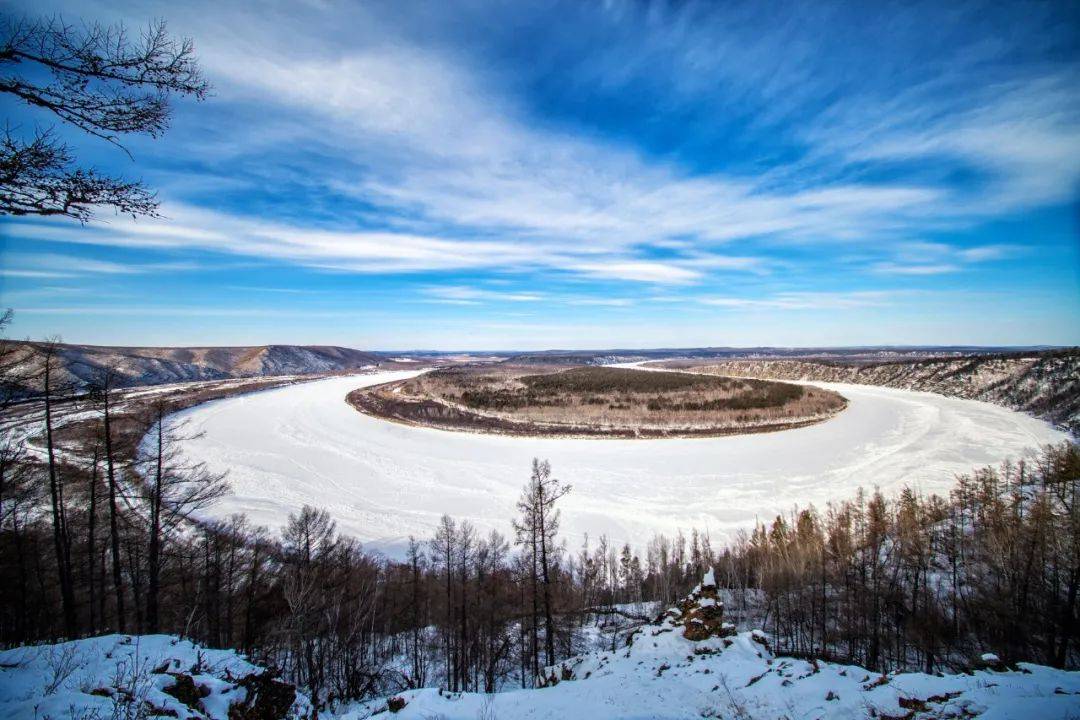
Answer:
[12,2,1074,286]
[5,208,760,285]
[422,286,545,304]
[871,263,960,276]
[565,261,703,284]
[0,269,78,279]
[699,291,893,311]
[831,75,1080,213]
[3,0,1077,347]
[567,298,635,307]
[180,0,1079,254]
[0,252,203,278]
[870,242,1020,275]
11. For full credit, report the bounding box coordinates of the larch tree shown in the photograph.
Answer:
[39,339,77,637]
[514,458,570,670]
[430,514,458,690]
[139,397,228,633]
[281,505,337,708]
[87,365,126,632]
[405,536,427,687]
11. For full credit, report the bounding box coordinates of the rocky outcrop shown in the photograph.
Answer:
[541,570,737,687]
[228,672,299,720]
[163,673,210,714]
[667,568,737,642]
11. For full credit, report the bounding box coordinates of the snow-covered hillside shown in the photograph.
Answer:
[359,572,1080,720]
[2,341,385,392]
[688,352,1080,435]
[3,575,1077,719]
[0,634,312,720]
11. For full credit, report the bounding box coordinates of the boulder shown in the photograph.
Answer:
[228,671,298,720]
[163,673,208,714]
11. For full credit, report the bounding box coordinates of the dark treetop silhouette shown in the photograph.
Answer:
[0,15,208,221]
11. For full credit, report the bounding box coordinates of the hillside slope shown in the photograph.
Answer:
[2,341,385,391]
[681,350,1080,435]
[360,571,1080,720]
[3,578,1077,719]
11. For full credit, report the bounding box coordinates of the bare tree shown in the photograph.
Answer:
[514,458,570,671]
[39,339,78,637]
[0,14,208,220]
[405,536,427,687]
[84,441,100,634]
[280,505,337,707]
[139,397,228,633]
[430,514,458,690]
[87,366,126,631]
[513,485,540,682]
[456,519,476,691]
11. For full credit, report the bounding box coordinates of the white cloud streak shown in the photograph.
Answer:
[699,291,893,311]
[1,252,203,277]
[423,286,545,303]
[5,0,1075,296]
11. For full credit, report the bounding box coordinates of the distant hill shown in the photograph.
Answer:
[505,345,1060,365]
[678,348,1080,435]
[1,341,388,392]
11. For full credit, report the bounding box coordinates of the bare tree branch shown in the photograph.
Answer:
[0,14,209,221]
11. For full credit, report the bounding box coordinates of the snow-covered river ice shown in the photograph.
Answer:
[172,370,1068,557]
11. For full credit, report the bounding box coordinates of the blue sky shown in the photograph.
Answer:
[1,0,1078,350]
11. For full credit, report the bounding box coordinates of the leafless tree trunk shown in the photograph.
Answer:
[92,369,126,632]
[41,342,77,637]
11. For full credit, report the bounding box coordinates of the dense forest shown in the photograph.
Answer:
[1,333,1078,712]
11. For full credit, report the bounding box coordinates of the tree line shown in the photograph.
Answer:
[713,444,1080,672]
[1,333,1077,712]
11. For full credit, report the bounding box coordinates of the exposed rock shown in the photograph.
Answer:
[163,673,208,714]
[0,635,313,720]
[668,568,737,642]
[228,671,298,720]
[976,652,1009,672]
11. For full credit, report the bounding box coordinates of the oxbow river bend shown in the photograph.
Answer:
[169,369,1068,557]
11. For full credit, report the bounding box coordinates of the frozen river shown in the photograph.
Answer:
[172,370,1067,557]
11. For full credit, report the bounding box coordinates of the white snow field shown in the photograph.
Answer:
[172,370,1067,557]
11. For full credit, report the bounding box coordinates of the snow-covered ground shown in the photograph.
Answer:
[355,633,1080,720]
[0,634,312,720]
[344,572,1080,720]
[8,617,1078,720]
[3,571,1077,720]
[171,370,1067,557]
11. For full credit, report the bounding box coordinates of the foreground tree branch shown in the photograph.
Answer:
[0,14,208,220]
